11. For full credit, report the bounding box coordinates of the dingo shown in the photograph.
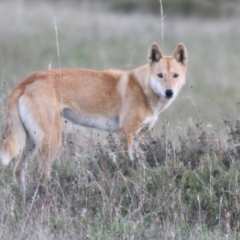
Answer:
[0,42,187,191]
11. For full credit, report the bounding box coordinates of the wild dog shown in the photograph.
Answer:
[0,42,187,191]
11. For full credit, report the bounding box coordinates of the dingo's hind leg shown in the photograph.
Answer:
[39,124,62,182]
[18,95,62,189]
[14,136,36,192]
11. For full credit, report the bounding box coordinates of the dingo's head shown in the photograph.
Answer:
[148,43,187,100]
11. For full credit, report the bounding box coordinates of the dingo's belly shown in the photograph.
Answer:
[62,108,119,132]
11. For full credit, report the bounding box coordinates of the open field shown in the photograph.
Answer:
[1,1,240,239]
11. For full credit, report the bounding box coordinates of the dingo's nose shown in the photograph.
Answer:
[165,89,173,99]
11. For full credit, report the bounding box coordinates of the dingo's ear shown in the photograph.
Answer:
[148,43,163,65]
[173,43,188,65]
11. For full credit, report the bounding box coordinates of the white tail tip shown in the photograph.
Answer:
[0,152,11,165]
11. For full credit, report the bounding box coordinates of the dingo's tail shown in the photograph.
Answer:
[0,88,26,165]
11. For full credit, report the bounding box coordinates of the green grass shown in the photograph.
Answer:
[1,1,240,239]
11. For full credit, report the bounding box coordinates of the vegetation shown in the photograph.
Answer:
[0,1,240,239]
[1,116,240,239]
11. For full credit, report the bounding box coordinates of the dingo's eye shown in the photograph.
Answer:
[158,73,163,78]
[173,73,179,78]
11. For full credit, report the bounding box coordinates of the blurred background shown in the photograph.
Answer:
[0,0,240,134]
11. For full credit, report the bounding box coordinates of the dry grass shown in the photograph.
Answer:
[1,1,240,239]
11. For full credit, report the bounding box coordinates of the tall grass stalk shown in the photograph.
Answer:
[159,0,164,50]
[54,16,61,69]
